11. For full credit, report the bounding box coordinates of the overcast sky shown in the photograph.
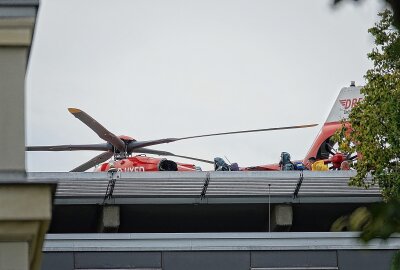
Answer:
[26,0,383,172]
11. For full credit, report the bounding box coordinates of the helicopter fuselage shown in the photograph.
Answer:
[96,155,197,172]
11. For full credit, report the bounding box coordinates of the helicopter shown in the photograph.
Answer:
[26,107,317,172]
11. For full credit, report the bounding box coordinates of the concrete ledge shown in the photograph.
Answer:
[0,183,55,270]
[0,184,52,219]
[43,232,400,252]
[0,18,35,45]
[0,27,31,45]
[0,242,29,270]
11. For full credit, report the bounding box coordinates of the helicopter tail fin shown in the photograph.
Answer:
[303,82,364,162]
[325,83,364,124]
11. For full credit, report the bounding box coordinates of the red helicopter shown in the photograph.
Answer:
[242,82,363,171]
[26,107,317,172]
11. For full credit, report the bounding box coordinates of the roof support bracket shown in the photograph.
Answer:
[103,171,120,203]
[293,171,304,199]
[200,172,210,200]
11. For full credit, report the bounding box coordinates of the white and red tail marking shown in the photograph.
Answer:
[326,86,364,124]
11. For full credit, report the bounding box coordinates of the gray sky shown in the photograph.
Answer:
[26,0,383,172]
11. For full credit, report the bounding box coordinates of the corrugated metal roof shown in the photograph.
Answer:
[27,171,381,204]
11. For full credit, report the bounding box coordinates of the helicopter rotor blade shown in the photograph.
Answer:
[127,124,318,150]
[132,148,214,164]
[171,154,214,164]
[26,143,111,152]
[70,151,114,172]
[178,124,318,140]
[68,108,126,152]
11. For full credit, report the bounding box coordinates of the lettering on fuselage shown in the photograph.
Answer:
[340,98,363,109]
[118,167,145,172]
[339,97,364,115]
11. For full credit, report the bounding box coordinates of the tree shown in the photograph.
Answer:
[333,0,400,30]
[336,9,400,200]
[333,10,400,269]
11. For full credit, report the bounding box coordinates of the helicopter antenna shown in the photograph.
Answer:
[224,156,232,165]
